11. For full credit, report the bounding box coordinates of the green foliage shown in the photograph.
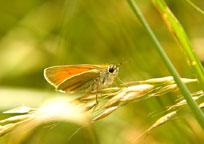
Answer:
[1,0,204,143]
[127,0,204,130]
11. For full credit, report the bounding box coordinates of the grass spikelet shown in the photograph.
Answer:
[136,111,177,140]
[93,106,118,121]
[0,123,17,137]
[167,97,199,111]
[150,84,178,97]
[0,77,199,138]
[34,99,90,125]
[0,115,33,123]
[147,111,177,133]
[3,106,35,114]
[90,77,196,125]
[199,103,204,109]
[7,100,90,144]
[81,100,97,111]
[0,98,90,142]
[120,84,154,101]
[103,91,127,108]
[123,77,197,86]
[167,91,204,111]
[122,76,174,86]
[102,84,154,109]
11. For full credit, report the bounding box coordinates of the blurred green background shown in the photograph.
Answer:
[0,0,204,143]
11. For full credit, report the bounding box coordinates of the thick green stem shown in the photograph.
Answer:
[127,0,204,130]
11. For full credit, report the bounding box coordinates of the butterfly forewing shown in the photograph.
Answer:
[44,64,119,93]
[56,69,100,92]
[44,65,99,87]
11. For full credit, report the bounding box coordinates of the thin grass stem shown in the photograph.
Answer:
[186,0,204,15]
[154,0,204,89]
[127,0,204,130]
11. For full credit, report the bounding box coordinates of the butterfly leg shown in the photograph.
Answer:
[91,80,100,112]
[95,81,99,105]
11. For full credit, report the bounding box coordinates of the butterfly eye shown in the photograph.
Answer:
[108,67,114,73]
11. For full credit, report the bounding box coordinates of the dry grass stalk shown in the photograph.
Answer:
[0,99,90,143]
[3,106,35,114]
[0,123,18,137]
[93,106,118,121]
[91,77,197,120]
[133,111,177,141]
[146,111,177,133]
[0,76,199,139]
[199,102,204,109]
[167,91,204,111]
[0,115,33,123]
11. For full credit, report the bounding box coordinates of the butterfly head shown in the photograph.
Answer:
[107,65,119,77]
[98,64,119,88]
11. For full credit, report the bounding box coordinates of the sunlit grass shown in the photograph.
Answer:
[127,0,204,130]
[1,0,204,143]
[0,76,202,142]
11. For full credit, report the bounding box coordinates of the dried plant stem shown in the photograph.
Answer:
[0,77,200,137]
[126,0,204,130]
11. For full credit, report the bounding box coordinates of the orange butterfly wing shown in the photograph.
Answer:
[44,65,98,87]
[56,69,100,92]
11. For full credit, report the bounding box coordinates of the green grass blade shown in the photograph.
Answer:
[187,0,204,15]
[153,0,204,89]
[127,0,204,130]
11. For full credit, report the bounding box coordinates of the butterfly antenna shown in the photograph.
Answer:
[117,59,133,66]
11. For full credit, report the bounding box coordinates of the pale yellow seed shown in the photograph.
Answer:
[199,102,204,109]
[83,100,97,111]
[150,84,177,97]
[147,111,176,132]
[93,106,118,121]
[121,84,154,101]
[0,123,17,136]
[0,115,33,123]
[104,91,126,108]
[168,97,200,111]
[3,106,34,114]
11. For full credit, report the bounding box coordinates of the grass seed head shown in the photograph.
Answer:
[148,111,177,132]
[0,115,33,124]
[93,106,118,121]
[0,123,17,137]
[3,106,35,114]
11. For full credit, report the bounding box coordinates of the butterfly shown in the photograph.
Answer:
[44,64,120,93]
